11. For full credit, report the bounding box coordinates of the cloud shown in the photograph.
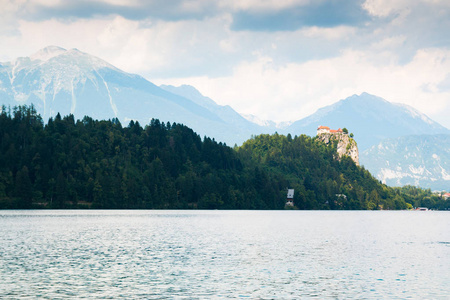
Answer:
[230,0,370,31]
[362,0,450,47]
[362,0,410,17]
[219,0,311,12]
[0,14,246,78]
[15,0,219,22]
[0,0,28,35]
[437,74,450,93]
[8,0,371,32]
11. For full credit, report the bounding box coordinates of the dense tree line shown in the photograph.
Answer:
[0,105,281,209]
[393,185,450,210]
[0,105,441,209]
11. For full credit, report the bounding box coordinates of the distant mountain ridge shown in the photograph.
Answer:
[360,134,450,190]
[282,93,449,151]
[159,84,267,135]
[241,114,292,129]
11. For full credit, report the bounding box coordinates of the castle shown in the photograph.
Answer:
[317,126,343,135]
[316,125,359,166]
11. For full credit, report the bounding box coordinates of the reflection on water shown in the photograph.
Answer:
[0,210,449,298]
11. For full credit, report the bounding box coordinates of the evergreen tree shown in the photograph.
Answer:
[15,166,33,208]
[0,105,432,210]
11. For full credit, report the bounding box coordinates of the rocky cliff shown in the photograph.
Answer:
[317,132,359,165]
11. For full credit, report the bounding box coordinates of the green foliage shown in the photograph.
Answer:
[0,105,432,210]
[15,166,32,208]
[393,185,449,210]
[0,105,278,209]
[237,133,409,210]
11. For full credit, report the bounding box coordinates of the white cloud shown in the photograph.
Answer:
[9,18,112,56]
[0,0,26,35]
[219,0,311,12]
[0,15,234,76]
[363,0,450,19]
[154,47,450,129]
[300,26,357,40]
[362,0,412,17]
[98,0,141,5]
[31,0,63,6]
[370,35,406,51]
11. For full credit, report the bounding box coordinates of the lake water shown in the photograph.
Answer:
[0,210,449,299]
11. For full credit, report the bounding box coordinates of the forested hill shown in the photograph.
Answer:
[1,105,443,210]
[238,133,404,210]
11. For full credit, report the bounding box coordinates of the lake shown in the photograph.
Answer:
[0,210,449,299]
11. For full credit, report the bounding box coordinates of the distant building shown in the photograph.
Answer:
[317,126,330,135]
[286,189,294,207]
[443,193,450,200]
[330,128,343,134]
[415,207,429,211]
[317,125,343,135]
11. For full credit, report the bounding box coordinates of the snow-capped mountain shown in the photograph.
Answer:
[360,135,450,190]
[0,46,263,145]
[282,93,450,151]
[1,46,124,120]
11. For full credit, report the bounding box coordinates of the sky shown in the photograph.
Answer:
[1,0,450,128]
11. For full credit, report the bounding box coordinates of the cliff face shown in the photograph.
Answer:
[317,133,359,165]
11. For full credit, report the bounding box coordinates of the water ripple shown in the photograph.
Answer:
[0,210,449,298]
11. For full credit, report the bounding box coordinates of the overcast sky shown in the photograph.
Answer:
[1,0,450,128]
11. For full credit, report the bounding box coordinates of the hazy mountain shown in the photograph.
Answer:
[241,114,292,130]
[0,46,262,145]
[360,135,450,190]
[159,84,267,135]
[283,93,450,151]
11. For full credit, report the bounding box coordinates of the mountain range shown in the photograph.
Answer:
[0,46,261,146]
[281,93,449,151]
[1,46,449,190]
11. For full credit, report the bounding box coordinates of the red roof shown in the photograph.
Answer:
[318,126,330,130]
